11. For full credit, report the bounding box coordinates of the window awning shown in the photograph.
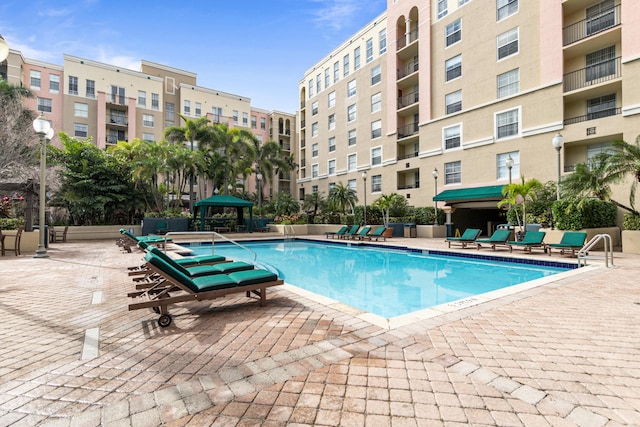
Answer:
[433,185,505,203]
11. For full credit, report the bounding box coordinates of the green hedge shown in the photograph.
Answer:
[551,199,616,230]
[0,218,24,230]
[623,213,640,230]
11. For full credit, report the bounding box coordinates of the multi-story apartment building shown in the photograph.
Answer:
[298,0,640,233]
[0,51,296,205]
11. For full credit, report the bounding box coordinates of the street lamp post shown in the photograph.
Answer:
[256,173,263,217]
[506,154,514,185]
[432,167,439,225]
[227,183,233,194]
[362,171,367,225]
[33,114,54,258]
[552,133,564,201]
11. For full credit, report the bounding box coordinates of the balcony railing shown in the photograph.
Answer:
[280,143,291,151]
[300,120,306,128]
[109,94,126,105]
[397,122,419,140]
[563,107,621,125]
[106,137,127,145]
[397,151,419,160]
[398,91,419,109]
[397,183,420,190]
[397,29,419,50]
[398,58,419,80]
[109,116,127,126]
[563,57,621,92]
[563,4,620,46]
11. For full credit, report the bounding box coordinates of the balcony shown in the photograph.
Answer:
[300,120,306,129]
[397,58,419,80]
[106,136,127,145]
[108,94,127,106]
[563,107,621,125]
[279,129,291,136]
[397,182,420,190]
[563,57,621,92]
[397,151,418,160]
[108,116,127,126]
[397,122,419,140]
[398,91,419,109]
[280,143,291,151]
[563,5,620,46]
[397,29,418,51]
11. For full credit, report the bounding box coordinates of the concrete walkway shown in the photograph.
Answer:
[0,236,638,426]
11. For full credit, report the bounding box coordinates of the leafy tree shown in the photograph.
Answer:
[327,183,358,214]
[271,191,300,216]
[246,137,290,210]
[373,193,406,227]
[0,80,37,179]
[497,176,543,234]
[302,192,327,217]
[208,124,255,192]
[610,136,640,213]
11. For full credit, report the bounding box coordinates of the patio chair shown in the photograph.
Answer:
[339,225,360,239]
[52,225,69,243]
[507,231,546,253]
[118,228,171,252]
[129,240,229,277]
[352,226,372,240]
[0,230,5,256]
[253,219,271,232]
[363,226,388,241]
[445,228,482,248]
[128,251,283,327]
[3,226,23,256]
[473,229,511,251]
[545,231,587,256]
[324,225,348,239]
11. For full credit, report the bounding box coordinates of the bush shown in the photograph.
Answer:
[0,218,24,230]
[623,212,640,230]
[552,198,617,230]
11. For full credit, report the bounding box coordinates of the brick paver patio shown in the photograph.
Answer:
[0,236,639,426]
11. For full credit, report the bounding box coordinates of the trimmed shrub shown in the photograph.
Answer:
[552,198,617,230]
[623,212,640,230]
[0,218,24,230]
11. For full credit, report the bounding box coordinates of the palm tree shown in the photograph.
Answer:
[373,193,405,227]
[498,176,543,236]
[328,183,358,214]
[610,136,640,213]
[246,137,290,210]
[303,192,326,216]
[272,192,300,216]
[208,124,255,193]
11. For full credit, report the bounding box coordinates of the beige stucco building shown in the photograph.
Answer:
[298,0,640,232]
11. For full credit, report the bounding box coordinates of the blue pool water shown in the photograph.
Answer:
[187,240,571,318]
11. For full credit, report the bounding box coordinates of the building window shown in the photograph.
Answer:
[343,54,350,77]
[371,65,381,85]
[587,94,616,120]
[371,146,382,166]
[312,164,319,178]
[308,79,314,98]
[371,175,382,193]
[232,110,238,125]
[347,104,357,122]
[497,28,519,60]
[586,45,616,82]
[37,97,52,113]
[497,69,520,98]
[366,38,374,63]
[138,90,146,107]
[30,70,41,90]
[142,132,155,142]
[328,91,336,108]
[371,120,382,139]
[328,113,336,130]
[446,90,462,114]
[68,76,79,95]
[445,55,462,81]
[445,161,461,184]
[312,101,319,115]
[348,80,356,97]
[497,0,518,21]
[354,47,361,71]
[371,93,382,113]
[348,153,357,171]
[497,151,520,180]
[333,61,340,83]
[324,68,330,89]
[347,179,357,191]
[74,102,88,118]
[459,0,470,6]
[443,124,461,150]
[196,103,203,118]
[587,142,615,163]
[311,122,318,137]
[251,115,257,129]
[49,74,60,94]
[110,85,125,104]
[329,137,336,152]
[86,80,95,98]
[445,19,461,47]
[316,74,321,93]
[438,0,448,19]
[166,102,175,123]
[586,0,616,36]
[328,159,336,175]
[348,130,356,146]
[242,112,248,126]
[184,100,191,115]
[312,185,319,193]
[379,29,387,55]
[74,123,88,138]
[261,117,266,130]
[495,107,520,139]
[312,143,319,157]
[151,93,159,110]
[143,114,154,128]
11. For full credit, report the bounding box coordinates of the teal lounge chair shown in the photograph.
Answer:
[340,225,360,239]
[446,228,482,248]
[325,225,348,239]
[352,226,372,240]
[507,231,546,253]
[473,229,512,251]
[545,231,587,256]
[364,226,388,241]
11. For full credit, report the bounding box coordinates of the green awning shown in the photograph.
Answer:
[433,185,505,202]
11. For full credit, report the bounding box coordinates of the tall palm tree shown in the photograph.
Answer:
[303,192,326,216]
[610,136,640,213]
[373,193,405,227]
[247,137,291,210]
[328,183,358,214]
[498,176,543,235]
[208,124,255,193]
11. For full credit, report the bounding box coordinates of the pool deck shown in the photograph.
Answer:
[0,235,639,426]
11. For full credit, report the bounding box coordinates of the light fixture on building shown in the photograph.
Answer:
[552,133,564,201]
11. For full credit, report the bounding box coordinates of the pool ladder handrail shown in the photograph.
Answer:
[284,225,296,241]
[577,233,614,268]
[163,231,257,262]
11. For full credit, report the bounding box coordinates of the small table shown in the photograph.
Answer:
[213,226,231,233]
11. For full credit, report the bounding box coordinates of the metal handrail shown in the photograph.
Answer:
[164,231,257,262]
[577,233,614,268]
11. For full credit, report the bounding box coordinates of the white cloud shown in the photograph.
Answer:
[310,0,360,31]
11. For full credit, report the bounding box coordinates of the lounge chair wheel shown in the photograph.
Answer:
[158,314,172,328]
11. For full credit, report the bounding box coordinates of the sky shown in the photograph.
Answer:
[0,0,387,113]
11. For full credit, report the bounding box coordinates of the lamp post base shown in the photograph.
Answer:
[34,246,48,258]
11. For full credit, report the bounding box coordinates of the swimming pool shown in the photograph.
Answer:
[186,239,574,318]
